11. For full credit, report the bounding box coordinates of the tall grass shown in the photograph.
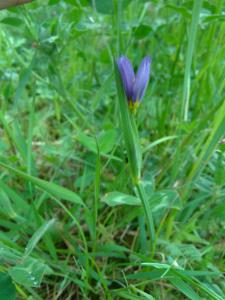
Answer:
[0,0,224,299]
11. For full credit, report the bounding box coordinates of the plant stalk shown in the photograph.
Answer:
[136,181,155,255]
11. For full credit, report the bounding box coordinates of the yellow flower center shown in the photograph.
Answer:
[128,100,139,113]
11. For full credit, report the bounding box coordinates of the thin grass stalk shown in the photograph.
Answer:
[93,137,101,249]
[182,0,203,121]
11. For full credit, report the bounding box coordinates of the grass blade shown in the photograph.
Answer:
[182,0,203,121]
[169,277,201,300]
[24,219,56,258]
[0,161,84,206]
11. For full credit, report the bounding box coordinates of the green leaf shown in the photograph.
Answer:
[94,0,114,14]
[151,189,182,212]
[98,129,117,153]
[48,0,60,4]
[0,161,84,205]
[14,55,36,105]
[134,24,152,39]
[102,191,140,206]
[93,0,131,14]
[102,189,181,211]
[169,277,201,300]
[8,259,52,288]
[76,132,96,152]
[166,4,191,18]
[76,129,117,154]
[113,290,151,300]
[127,270,170,280]
[0,243,21,263]
[65,8,82,23]
[0,273,16,300]
[0,190,17,219]
[0,17,23,27]
[24,219,56,258]
[143,136,177,153]
[0,180,30,213]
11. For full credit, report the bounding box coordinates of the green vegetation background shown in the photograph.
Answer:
[0,0,224,299]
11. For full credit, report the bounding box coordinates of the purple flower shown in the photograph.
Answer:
[117,55,151,109]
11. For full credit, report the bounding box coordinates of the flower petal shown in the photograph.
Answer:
[117,56,135,100]
[132,56,151,102]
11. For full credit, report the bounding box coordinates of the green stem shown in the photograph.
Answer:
[93,137,101,250]
[165,210,176,240]
[136,181,155,256]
